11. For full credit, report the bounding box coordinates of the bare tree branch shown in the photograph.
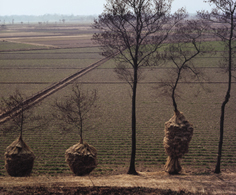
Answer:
[162,20,211,113]
[53,84,98,144]
[199,0,236,174]
[92,0,187,175]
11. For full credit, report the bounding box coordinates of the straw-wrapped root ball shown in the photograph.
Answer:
[163,111,193,174]
[65,142,98,176]
[4,136,35,177]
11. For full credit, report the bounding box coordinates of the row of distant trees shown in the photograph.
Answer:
[0,14,97,24]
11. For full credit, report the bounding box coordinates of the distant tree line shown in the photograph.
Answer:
[0,14,98,24]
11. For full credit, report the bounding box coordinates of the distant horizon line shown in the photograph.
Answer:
[0,13,197,17]
[0,14,99,17]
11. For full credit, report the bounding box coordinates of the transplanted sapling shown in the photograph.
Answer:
[162,21,210,174]
[53,84,98,176]
[1,91,36,177]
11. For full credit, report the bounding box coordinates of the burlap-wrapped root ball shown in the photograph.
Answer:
[163,111,193,174]
[4,136,35,177]
[65,142,98,176]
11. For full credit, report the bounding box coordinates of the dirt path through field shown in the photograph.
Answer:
[0,171,235,194]
[0,55,114,125]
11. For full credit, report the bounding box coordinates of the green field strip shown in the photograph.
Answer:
[0,52,102,60]
[0,42,48,51]
[0,69,78,83]
[36,166,69,170]
[16,47,102,54]
[0,59,100,69]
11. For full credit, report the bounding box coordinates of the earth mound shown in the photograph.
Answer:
[4,135,35,177]
[65,142,98,176]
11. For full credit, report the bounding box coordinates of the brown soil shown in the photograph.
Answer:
[65,142,98,176]
[4,136,35,177]
[0,170,235,194]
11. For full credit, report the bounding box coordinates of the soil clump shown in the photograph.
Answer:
[4,135,35,177]
[164,111,193,174]
[65,142,98,176]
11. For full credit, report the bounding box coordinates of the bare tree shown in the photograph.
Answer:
[0,90,45,138]
[1,91,25,138]
[160,20,212,174]
[53,84,99,176]
[162,20,210,113]
[1,90,45,177]
[92,0,186,174]
[53,84,98,144]
[198,0,236,173]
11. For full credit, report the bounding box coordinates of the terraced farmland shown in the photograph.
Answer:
[0,24,235,176]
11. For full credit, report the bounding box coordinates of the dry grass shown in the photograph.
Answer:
[0,171,236,194]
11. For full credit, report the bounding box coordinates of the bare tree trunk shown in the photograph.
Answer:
[215,11,233,173]
[215,91,230,173]
[80,136,83,144]
[215,28,232,173]
[172,67,182,113]
[20,105,23,139]
[128,67,138,175]
[80,120,83,144]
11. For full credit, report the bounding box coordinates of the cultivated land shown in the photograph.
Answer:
[0,23,235,194]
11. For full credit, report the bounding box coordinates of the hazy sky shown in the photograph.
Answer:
[0,0,212,16]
